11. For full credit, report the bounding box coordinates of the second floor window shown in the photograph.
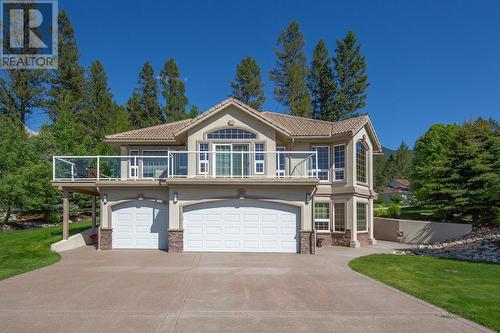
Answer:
[207,128,256,140]
[356,141,367,184]
[199,143,209,174]
[313,146,329,181]
[333,145,345,181]
[255,143,265,174]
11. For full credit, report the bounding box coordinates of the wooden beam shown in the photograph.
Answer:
[62,191,69,240]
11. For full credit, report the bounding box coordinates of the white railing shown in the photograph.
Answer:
[52,151,319,181]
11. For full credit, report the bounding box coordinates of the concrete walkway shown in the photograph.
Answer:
[0,242,490,332]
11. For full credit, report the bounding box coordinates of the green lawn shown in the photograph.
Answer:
[349,254,500,331]
[0,221,94,281]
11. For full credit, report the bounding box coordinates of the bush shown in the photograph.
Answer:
[375,207,389,217]
[390,193,403,204]
[388,205,401,217]
[45,213,61,224]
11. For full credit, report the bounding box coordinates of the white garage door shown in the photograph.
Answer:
[183,200,298,253]
[112,201,168,249]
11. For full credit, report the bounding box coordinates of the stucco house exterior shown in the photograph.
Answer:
[52,98,382,254]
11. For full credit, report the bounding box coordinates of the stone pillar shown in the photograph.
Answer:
[91,195,97,230]
[168,229,183,253]
[99,228,112,250]
[300,230,315,254]
[62,191,69,240]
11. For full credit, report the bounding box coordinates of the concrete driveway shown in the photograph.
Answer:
[0,242,489,333]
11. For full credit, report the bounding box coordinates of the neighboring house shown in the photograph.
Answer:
[52,98,382,254]
[379,179,410,203]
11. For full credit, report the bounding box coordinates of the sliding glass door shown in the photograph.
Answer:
[214,144,250,177]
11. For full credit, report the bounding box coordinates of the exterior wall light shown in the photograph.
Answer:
[102,194,108,204]
[173,192,178,204]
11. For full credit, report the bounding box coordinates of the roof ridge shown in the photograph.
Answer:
[262,111,368,125]
[105,118,192,138]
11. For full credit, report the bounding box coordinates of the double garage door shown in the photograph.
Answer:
[112,200,299,253]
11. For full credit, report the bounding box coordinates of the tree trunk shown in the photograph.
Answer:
[3,203,12,223]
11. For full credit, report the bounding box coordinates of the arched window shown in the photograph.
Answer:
[356,141,368,183]
[207,128,256,140]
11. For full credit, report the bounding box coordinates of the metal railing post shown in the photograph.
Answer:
[71,164,74,181]
[315,152,319,178]
[97,156,100,181]
[52,156,56,181]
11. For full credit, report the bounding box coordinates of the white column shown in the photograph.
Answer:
[62,191,69,240]
[369,198,376,244]
[350,198,360,248]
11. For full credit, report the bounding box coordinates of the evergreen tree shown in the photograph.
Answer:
[160,58,188,122]
[230,56,265,110]
[307,40,335,120]
[127,62,163,128]
[47,10,86,121]
[393,142,413,178]
[188,105,199,119]
[0,69,46,125]
[331,31,368,120]
[269,21,312,117]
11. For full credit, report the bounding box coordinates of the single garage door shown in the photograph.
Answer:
[112,201,168,249]
[183,200,299,253]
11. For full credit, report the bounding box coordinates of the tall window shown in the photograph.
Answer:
[333,203,346,232]
[333,145,345,181]
[199,143,209,174]
[312,146,329,181]
[276,147,285,177]
[207,128,256,140]
[255,143,265,174]
[356,141,367,183]
[314,203,330,231]
[357,202,368,232]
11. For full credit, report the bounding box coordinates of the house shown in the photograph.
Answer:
[52,98,382,254]
[379,179,410,203]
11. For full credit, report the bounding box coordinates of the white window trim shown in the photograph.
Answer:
[333,144,346,182]
[312,146,330,182]
[129,150,139,178]
[198,143,209,175]
[314,201,331,233]
[356,200,369,233]
[254,143,265,175]
[276,146,286,178]
[332,200,347,233]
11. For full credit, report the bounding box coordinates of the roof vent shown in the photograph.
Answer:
[227,119,235,126]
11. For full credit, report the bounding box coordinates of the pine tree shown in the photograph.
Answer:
[160,58,188,122]
[269,21,312,117]
[47,10,86,121]
[230,56,265,110]
[127,62,163,128]
[0,69,46,125]
[332,31,368,120]
[307,40,335,120]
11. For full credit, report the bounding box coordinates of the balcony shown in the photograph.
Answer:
[52,151,321,182]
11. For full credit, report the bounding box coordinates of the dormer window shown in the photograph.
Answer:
[207,128,256,140]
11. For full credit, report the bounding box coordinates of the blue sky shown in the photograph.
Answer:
[26,0,500,149]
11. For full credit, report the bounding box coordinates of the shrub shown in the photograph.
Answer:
[375,207,389,217]
[388,205,401,218]
[45,213,61,224]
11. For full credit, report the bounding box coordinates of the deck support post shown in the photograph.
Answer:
[62,191,69,240]
[91,195,97,230]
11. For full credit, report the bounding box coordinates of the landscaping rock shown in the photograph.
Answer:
[401,226,500,263]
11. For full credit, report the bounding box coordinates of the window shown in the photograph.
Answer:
[255,143,265,174]
[143,151,168,178]
[357,202,368,232]
[333,203,346,232]
[314,203,330,231]
[312,146,329,181]
[199,143,209,174]
[276,147,285,177]
[356,141,367,183]
[333,145,345,181]
[207,128,256,140]
[129,150,139,178]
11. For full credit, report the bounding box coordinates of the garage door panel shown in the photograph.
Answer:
[112,201,168,249]
[184,201,298,253]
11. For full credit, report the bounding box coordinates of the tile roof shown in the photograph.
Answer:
[105,98,373,143]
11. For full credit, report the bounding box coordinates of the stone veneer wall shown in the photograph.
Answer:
[316,229,352,248]
[99,228,112,250]
[168,229,183,253]
[300,230,315,254]
[357,233,370,246]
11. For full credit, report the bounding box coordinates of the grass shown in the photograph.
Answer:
[349,254,500,331]
[0,221,94,281]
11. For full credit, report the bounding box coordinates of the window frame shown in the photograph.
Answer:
[312,146,330,182]
[333,144,346,182]
[254,143,265,175]
[207,128,256,140]
[356,141,368,185]
[332,201,347,233]
[198,142,209,175]
[129,150,139,178]
[356,201,368,233]
[276,146,286,178]
[314,202,331,232]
